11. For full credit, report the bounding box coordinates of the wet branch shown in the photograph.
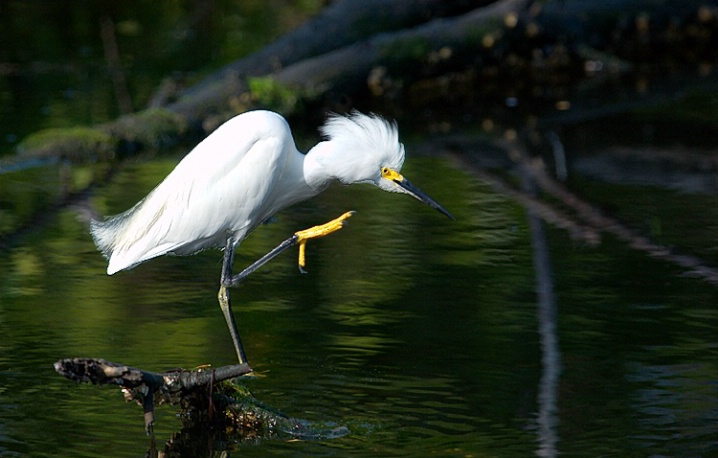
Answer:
[54,358,251,432]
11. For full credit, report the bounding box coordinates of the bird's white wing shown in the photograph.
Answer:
[95,113,289,274]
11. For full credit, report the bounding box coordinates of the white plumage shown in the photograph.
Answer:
[91,110,451,275]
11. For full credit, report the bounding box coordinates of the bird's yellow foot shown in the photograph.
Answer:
[294,211,355,272]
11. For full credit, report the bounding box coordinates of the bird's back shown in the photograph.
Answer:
[92,110,303,274]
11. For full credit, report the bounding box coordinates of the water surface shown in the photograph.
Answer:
[1,151,717,456]
[1,1,717,456]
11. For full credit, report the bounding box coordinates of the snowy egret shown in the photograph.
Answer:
[91,110,453,366]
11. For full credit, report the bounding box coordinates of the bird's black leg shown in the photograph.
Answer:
[226,235,299,287]
[220,237,236,286]
[218,239,250,366]
[226,211,355,286]
[217,212,353,365]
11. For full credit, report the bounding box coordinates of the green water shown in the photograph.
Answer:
[1,153,716,456]
[1,1,717,456]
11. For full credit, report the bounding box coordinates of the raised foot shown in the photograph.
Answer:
[294,211,355,272]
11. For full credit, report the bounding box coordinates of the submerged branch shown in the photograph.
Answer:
[54,357,251,389]
[54,358,251,432]
[54,357,349,445]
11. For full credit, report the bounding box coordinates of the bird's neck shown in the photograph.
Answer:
[303,141,341,191]
[253,147,322,223]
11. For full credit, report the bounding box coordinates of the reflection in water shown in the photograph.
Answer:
[528,209,562,458]
[523,166,562,458]
[2,1,718,455]
[627,362,718,455]
[1,150,717,456]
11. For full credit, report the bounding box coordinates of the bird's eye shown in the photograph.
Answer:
[381,167,390,177]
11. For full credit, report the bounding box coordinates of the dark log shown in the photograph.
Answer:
[7,0,519,167]
[272,0,527,101]
[169,0,496,120]
[10,0,717,164]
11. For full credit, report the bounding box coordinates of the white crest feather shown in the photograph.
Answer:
[320,111,405,173]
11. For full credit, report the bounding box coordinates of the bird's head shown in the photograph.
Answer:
[316,111,454,219]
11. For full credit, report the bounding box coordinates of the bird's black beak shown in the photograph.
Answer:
[395,176,455,220]
[381,167,454,220]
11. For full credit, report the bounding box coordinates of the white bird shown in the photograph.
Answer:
[91,109,453,366]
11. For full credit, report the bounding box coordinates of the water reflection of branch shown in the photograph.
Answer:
[442,137,718,287]
[521,158,561,458]
[454,155,602,244]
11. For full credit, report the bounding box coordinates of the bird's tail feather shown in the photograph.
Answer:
[90,205,142,274]
[90,217,119,260]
